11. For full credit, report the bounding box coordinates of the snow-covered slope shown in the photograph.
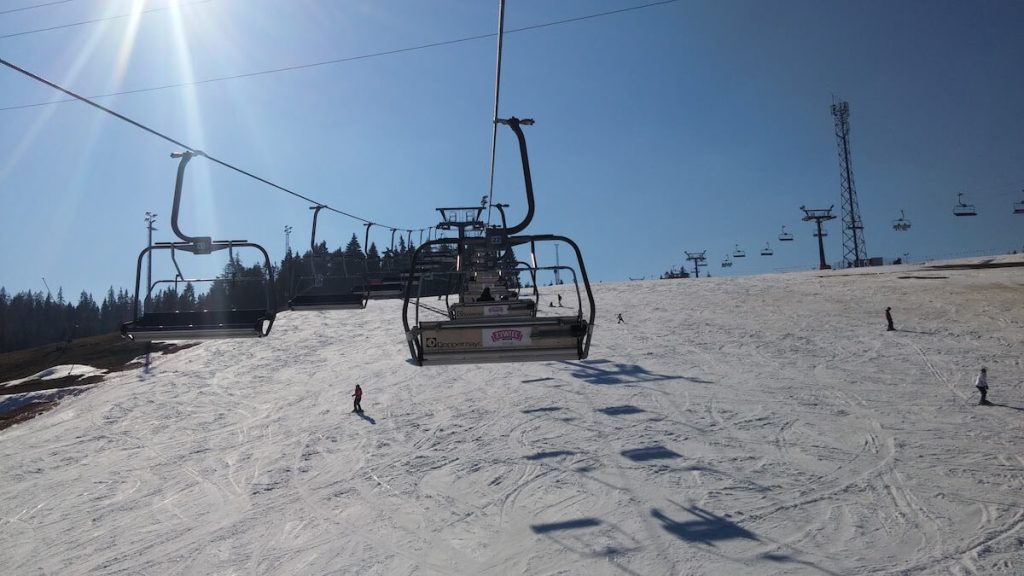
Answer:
[2,262,1022,575]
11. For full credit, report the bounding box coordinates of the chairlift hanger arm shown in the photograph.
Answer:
[309,205,325,253]
[495,117,536,235]
[168,151,208,245]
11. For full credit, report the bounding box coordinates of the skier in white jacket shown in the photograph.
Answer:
[975,368,990,405]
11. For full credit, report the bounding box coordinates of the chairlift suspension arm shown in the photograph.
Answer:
[309,205,325,276]
[496,117,536,235]
[169,151,208,245]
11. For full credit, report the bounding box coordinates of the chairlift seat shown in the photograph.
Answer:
[1014,202,1024,214]
[409,315,590,365]
[289,292,366,311]
[122,309,273,341]
[449,299,536,320]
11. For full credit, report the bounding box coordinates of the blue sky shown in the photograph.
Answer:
[1,0,1022,300]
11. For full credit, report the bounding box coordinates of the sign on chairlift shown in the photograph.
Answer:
[192,237,213,255]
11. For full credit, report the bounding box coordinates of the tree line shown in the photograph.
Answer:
[0,234,440,354]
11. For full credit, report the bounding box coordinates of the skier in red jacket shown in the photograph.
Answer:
[352,384,363,413]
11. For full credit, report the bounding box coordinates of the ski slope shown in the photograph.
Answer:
[2,260,1023,575]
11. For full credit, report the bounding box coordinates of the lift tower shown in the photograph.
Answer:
[831,99,867,267]
[801,205,836,270]
[685,251,707,278]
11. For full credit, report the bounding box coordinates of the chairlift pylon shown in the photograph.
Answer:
[953,192,977,217]
[121,151,276,341]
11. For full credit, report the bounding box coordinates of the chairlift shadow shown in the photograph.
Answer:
[651,505,759,546]
[525,450,576,461]
[561,359,700,386]
[522,406,563,414]
[598,405,645,416]
[530,518,601,534]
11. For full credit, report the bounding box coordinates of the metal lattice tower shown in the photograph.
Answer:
[831,99,867,267]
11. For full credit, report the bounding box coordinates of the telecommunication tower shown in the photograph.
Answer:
[831,99,867,267]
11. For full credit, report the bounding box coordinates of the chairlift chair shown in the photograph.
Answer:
[288,206,368,311]
[891,209,912,231]
[732,244,746,258]
[721,256,733,268]
[760,242,773,256]
[953,192,977,217]
[778,226,794,242]
[1014,189,1024,214]
[402,118,594,365]
[122,152,276,341]
[362,224,418,299]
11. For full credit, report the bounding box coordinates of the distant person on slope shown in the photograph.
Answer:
[885,307,895,331]
[975,368,991,405]
[617,313,625,324]
[558,294,563,307]
[352,384,364,413]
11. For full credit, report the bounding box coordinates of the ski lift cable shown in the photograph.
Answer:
[0,56,417,232]
[484,0,506,229]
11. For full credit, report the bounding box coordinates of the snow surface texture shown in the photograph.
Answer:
[1,262,1022,575]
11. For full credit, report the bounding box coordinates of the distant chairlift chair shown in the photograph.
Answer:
[892,209,912,231]
[1014,189,1024,214]
[121,151,276,340]
[760,242,773,256]
[732,244,746,258]
[953,192,977,217]
[778,225,794,242]
[362,224,418,299]
[288,206,368,310]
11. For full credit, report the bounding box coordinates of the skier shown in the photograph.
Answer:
[885,307,895,331]
[557,294,563,307]
[975,368,991,405]
[616,313,625,324]
[352,384,363,413]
